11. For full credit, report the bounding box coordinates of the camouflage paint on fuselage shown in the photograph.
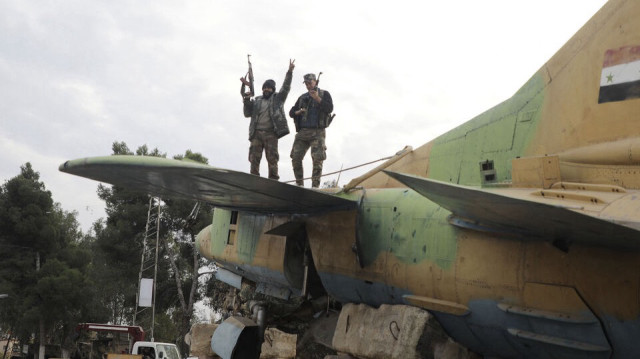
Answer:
[208,209,268,263]
[428,73,545,185]
[308,1,640,357]
[199,209,299,295]
[341,189,457,269]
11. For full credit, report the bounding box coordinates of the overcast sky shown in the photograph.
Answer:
[0,1,608,232]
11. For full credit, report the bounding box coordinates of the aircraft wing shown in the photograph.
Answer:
[384,170,640,250]
[60,156,356,214]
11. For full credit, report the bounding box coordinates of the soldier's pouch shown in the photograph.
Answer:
[311,144,326,161]
[275,126,290,139]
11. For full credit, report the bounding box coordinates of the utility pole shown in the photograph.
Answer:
[134,198,162,342]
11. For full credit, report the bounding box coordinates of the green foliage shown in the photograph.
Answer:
[36,259,93,324]
[1,145,215,356]
[88,143,161,325]
[112,141,133,155]
[152,312,179,343]
[0,163,55,251]
[89,142,212,352]
[322,179,338,188]
[173,150,208,164]
[0,162,94,348]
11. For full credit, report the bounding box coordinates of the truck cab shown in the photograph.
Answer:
[131,342,181,359]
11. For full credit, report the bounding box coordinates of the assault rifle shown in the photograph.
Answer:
[240,54,254,98]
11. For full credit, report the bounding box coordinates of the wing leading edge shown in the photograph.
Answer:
[384,170,640,250]
[60,156,356,214]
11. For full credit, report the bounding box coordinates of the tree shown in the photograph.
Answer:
[161,150,213,354]
[91,142,212,353]
[88,142,161,327]
[0,163,93,357]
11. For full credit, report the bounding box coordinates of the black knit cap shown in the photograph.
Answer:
[262,79,276,91]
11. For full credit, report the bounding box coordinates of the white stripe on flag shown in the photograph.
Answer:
[600,59,640,86]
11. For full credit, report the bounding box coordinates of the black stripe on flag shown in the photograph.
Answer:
[598,79,640,103]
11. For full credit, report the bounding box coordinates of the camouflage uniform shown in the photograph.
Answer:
[249,130,279,179]
[243,69,292,180]
[290,128,327,187]
[289,74,334,188]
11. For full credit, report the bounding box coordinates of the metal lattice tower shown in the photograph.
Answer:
[133,197,162,341]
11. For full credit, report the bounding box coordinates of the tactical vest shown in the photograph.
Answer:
[296,89,332,131]
[248,95,290,139]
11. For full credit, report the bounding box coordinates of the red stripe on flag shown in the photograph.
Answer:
[602,46,640,68]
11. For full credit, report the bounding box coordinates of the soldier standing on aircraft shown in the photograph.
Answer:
[242,59,295,180]
[289,73,334,188]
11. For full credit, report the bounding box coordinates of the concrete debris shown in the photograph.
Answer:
[186,323,296,359]
[260,328,297,359]
[332,304,480,359]
[186,323,218,359]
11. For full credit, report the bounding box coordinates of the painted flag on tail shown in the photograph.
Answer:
[598,45,640,103]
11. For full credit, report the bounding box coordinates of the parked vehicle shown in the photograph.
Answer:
[74,324,180,359]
